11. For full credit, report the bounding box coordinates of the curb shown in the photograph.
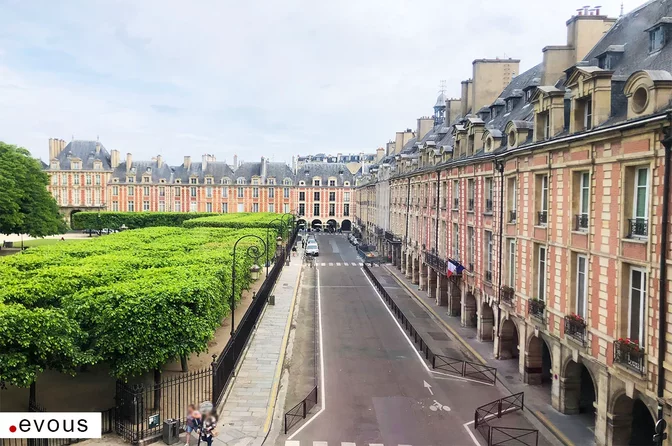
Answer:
[262,261,303,434]
[382,264,487,365]
[531,410,575,446]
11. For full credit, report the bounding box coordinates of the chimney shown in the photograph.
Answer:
[157,154,163,168]
[95,142,101,155]
[184,156,191,170]
[111,149,120,168]
[386,141,395,155]
[126,153,132,171]
[376,147,385,162]
[460,80,473,116]
[446,98,462,123]
[471,59,521,113]
[541,13,616,86]
[416,116,434,140]
[48,138,55,160]
[202,154,208,171]
[233,154,238,169]
[260,156,267,179]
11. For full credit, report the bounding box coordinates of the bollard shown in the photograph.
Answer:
[269,294,276,306]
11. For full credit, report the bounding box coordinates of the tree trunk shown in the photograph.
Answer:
[180,355,188,372]
[153,369,161,410]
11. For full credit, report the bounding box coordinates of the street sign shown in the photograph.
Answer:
[148,414,160,429]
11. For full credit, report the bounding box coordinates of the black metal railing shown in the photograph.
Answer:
[115,369,212,444]
[613,340,645,374]
[468,198,475,211]
[385,230,402,244]
[484,270,493,283]
[362,264,497,385]
[474,393,537,446]
[537,210,547,226]
[425,251,447,275]
[575,214,588,231]
[485,199,493,213]
[528,299,545,322]
[564,316,587,345]
[284,386,318,434]
[453,198,459,209]
[628,218,648,237]
[501,286,514,306]
[509,210,517,223]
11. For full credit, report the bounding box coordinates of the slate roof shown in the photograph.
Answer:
[172,161,236,183]
[47,140,112,170]
[233,161,294,182]
[299,162,355,185]
[582,0,672,77]
[113,160,175,183]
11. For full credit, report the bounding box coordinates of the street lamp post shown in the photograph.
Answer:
[231,235,266,337]
[266,218,286,277]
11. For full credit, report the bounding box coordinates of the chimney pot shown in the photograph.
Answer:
[126,153,132,171]
[157,154,163,168]
[184,156,191,170]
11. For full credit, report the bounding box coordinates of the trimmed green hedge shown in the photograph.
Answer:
[182,213,291,230]
[71,211,217,230]
[0,224,279,386]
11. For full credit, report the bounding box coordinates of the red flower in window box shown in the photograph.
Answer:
[567,313,586,325]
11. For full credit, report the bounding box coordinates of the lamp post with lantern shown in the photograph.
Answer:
[230,235,266,337]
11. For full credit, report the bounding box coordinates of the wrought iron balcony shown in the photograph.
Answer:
[509,210,517,223]
[627,218,648,238]
[385,231,401,244]
[485,199,493,213]
[564,315,587,345]
[468,198,475,211]
[537,210,548,226]
[484,270,493,283]
[575,214,588,231]
[453,198,459,209]
[501,286,515,306]
[528,299,545,322]
[425,250,447,274]
[613,339,645,374]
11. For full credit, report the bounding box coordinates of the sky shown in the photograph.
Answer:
[0,0,646,166]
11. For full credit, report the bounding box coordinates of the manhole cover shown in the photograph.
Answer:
[428,331,449,341]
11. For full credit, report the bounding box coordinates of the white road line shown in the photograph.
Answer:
[329,262,334,266]
[287,268,326,440]
[313,442,328,446]
[462,406,519,446]
[321,263,326,266]
[342,443,356,446]
[351,262,357,266]
[360,268,430,373]
[284,441,299,446]
[336,262,341,266]
[358,262,363,266]
[369,444,384,446]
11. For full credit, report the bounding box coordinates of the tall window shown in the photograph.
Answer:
[576,254,588,318]
[252,203,259,212]
[85,189,92,205]
[95,174,101,185]
[190,201,198,212]
[344,204,350,216]
[113,186,119,196]
[175,187,181,197]
[344,192,350,202]
[467,179,475,211]
[268,203,275,213]
[628,267,647,343]
[484,178,493,213]
[632,167,649,237]
[314,191,320,201]
[222,187,228,198]
[128,201,134,211]
[299,203,305,215]
[175,201,181,212]
[284,187,290,198]
[159,186,165,197]
[284,204,290,213]
[508,239,516,287]
[537,174,548,225]
[537,246,547,301]
[190,187,196,198]
[237,203,244,212]
[468,227,475,270]
[128,186,134,196]
[584,97,593,130]
[453,223,459,259]
[74,175,80,185]
[453,180,459,209]
[269,187,275,198]
[144,186,150,196]
[253,187,259,198]
[484,231,493,281]
[222,203,228,213]
[112,201,119,211]
[329,203,335,216]
[143,201,150,211]
[508,177,517,222]
[299,192,306,201]
[649,26,664,52]
[313,203,320,216]
[206,187,213,198]
[577,172,590,230]
[329,192,336,201]
[205,202,212,212]
[237,187,244,198]
[159,201,165,212]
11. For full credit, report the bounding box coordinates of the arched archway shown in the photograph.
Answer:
[478,301,495,341]
[311,219,322,230]
[326,219,338,232]
[610,394,656,446]
[341,219,352,231]
[69,209,84,229]
[525,335,552,385]
[297,219,307,230]
[499,318,519,359]
[463,291,477,327]
[561,360,596,435]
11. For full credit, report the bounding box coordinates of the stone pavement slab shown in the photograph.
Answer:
[204,254,302,446]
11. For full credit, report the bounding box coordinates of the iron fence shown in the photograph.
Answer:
[613,340,645,374]
[528,299,545,323]
[490,426,539,446]
[501,286,514,306]
[509,210,517,223]
[283,386,318,434]
[564,316,587,345]
[574,214,588,231]
[537,211,547,226]
[473,393,537,446]
[628,218,648,237]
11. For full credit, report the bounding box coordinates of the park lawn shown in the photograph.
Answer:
[21,238,90,248]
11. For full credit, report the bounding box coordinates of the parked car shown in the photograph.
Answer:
[305,241,319,256]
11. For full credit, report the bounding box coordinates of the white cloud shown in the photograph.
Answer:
[0,0,645,165]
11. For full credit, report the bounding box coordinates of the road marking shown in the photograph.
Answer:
[341,443,356,446]
[329,262,334,266]
[321,262,326,266]
[360,268,431,373]
[284,442,299,446]
[463,406,521,446]
[313,442,328,446]
[358,262,363,266]
[423,380,433,395]
[336,262,341,266]
[351,262,356,266]
[287,268,326,440]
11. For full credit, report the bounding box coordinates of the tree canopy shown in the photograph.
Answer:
[0,142,66,237]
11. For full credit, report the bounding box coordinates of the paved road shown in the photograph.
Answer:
[284,234,519,446]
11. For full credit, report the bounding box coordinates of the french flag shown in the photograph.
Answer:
[446,260,465,278]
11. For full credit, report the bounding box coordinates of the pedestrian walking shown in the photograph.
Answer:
[184,404,201,446]
[198,410,218,446]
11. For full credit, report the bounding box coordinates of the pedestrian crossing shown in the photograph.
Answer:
[286,442,412,446]
[315,262,381,268]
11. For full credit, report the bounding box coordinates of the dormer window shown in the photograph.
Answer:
[491,107,497,118]
[175,179,182,184]
[190,177,198,184]
[506,100,513,112]
[597,54,611,70]
[127,176,135,183]
[252,178,259,185]
[283,178,292,186]
[72,162,81,170]
[236,177,246,185]
[299,181,306,186]
[507,130,517,148]
[313,179,321,186]
[268,178,276,185]
[206,177,213,185]
[584,97,593,130]
[142,176,151,183]
[50,161,59,169]
[649,26,665,53]
[94,161,102,170]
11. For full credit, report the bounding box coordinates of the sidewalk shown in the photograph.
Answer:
[382,264,594,446]
[204,252,302,446]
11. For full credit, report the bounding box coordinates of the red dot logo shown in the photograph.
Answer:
[9,425,17,433]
